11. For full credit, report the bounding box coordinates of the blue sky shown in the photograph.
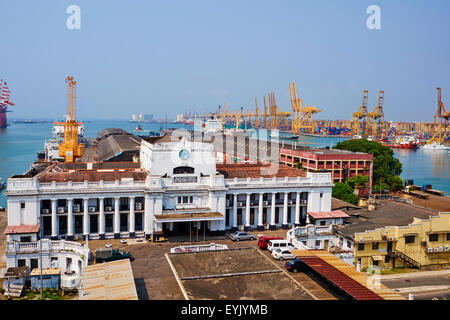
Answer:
[1,0,449,121]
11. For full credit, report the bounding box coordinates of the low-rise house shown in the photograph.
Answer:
[30,268,61,290]
[307,210,349,226]
[354,212,450,270]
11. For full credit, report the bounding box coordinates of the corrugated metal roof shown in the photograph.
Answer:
[291,250,405,300]
[79,259,138,300]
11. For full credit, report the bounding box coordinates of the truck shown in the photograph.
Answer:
[95,248,133,263]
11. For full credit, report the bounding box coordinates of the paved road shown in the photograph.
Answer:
[382,273,450,300]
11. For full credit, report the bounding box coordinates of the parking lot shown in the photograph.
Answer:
[87,229,337,300]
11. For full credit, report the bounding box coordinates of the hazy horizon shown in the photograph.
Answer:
[1,1,449,122]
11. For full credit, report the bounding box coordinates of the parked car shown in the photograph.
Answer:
[285,259,303,273]
[257,236,283,250]
[267,239,295,253]
[95,248,134,263]
[271,248,296,261]
[228,231,256,241]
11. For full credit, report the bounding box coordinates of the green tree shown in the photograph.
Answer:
[295,162,303,170]
[334,139,403,192]
[345,175,369,190]
[332,182,358,205]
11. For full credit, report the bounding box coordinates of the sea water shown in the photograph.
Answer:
[0,121,449,208]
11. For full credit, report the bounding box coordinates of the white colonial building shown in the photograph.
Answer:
[4,135,333,270]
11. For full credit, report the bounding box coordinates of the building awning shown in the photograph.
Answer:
[372,255,383,261]
[154,212,224,223]
[308,210,350,219]
[4,224,40,235]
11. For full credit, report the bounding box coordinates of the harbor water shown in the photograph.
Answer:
[0,121,449,208]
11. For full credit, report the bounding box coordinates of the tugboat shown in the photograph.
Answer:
[387,135,419,149]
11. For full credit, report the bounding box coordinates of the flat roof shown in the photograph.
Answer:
[217,162,306,179]
[4,224,40,235]
[336,200,437,239]
[308,210,350,219]
[30,268,61,276]
[79,259,138,300]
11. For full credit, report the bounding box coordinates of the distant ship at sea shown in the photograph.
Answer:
[0,80,15,129]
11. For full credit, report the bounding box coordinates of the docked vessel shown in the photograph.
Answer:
[0,80,15,129]
[383,135,419,149]
[37,120,86,162]
[421,142,450,150]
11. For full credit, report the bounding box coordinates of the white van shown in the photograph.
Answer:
[267,239,295,253]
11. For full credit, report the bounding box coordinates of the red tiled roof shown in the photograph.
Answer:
[4,224,40,235]
[216,162,306,179]
[38,169,147,183]
[308,210,350,219]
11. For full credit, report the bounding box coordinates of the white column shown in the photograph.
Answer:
[282,192,288,228]
[258,193,264,230]
[51,199,57,238]
[114,197,120,236]
[99,198,105,236]
[232,193,237,229]
[144,195,154,236]
[295,192,300,225]
[83,198,89,236]
[270,192,276,228]
[245,193,251,228]
[67,199,74,237]
[129,196,135,235]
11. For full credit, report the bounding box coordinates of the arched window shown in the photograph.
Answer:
[173,166,194,174]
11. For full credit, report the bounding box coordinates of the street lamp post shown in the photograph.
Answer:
[39,213,43,299]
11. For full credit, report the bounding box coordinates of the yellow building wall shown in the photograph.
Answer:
[354,213,450,269]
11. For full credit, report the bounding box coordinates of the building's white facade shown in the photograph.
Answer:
[5,138,333,246]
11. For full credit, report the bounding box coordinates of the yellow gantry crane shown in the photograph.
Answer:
[427,87,449,145]
[289,82,321,134]
[58,76,85,162]
[368,90,385,138]
[352,90,369,136]
[267,92,290,130]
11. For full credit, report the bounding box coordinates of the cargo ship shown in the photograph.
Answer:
[37,120,86,162]
[0,80,15,129]
[383,135,419,149]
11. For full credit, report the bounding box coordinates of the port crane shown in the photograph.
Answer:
[58,76,85,162]
[289,82,321,134]
[427,87,449,145]
[368,90,385,138]
[267,92,290,130]
[352,90,369,136]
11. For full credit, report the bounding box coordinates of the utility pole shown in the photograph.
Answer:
[39,213,43,299]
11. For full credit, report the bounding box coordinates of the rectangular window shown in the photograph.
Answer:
[372,242,379,250]
[20,202,25,209]
[320,220,326,226]
[429,234,439,242]
[315,240,321,247]
[358,243,365,251]
[183,196,188,204]
[347,240,351,248]
[18,259,26,267]
[446,233,450,241]
[405,235,415,244]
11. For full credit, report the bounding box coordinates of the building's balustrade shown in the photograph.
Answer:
[6,239,88,257]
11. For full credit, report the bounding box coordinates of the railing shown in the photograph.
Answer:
[170,243,229,254]
[6,239,88,258]
[388,250,421,269]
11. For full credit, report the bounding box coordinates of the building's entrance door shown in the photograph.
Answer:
[43,216,51,236]
[120,214,128,232]
[387,241,393,253]
[90,215,98,233]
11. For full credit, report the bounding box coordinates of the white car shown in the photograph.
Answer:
[271,248,296,261]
